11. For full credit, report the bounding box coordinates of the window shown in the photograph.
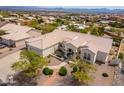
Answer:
[59,44,62,47]
[83,53,91,61]
[87,54,91,61]
[68,48,72,52]
[84,53,87,59]
[78,51,81,54]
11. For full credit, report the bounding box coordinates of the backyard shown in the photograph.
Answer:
[89,62,115,86]
[37,56,115,86]
[0,50,116,86]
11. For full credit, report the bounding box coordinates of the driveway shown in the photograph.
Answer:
[0,51,20,82]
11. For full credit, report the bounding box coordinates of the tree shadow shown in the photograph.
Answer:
[57,75,86,86]
[13,72,37,86]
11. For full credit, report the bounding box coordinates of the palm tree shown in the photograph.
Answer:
[70,59,96,84]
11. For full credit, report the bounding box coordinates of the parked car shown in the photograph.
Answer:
[0,43,6,49]
[0,79,7,86]
[109,59,120,66]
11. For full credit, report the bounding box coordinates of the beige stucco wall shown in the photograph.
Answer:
[96,51,108,63]
[27,44,43,55]
[80,48,97,64]
[63,43,77,58]
[64,43,77,52]
[42,43,59,57]
[27,43,59,57]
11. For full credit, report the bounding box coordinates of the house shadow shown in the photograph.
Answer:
[95,61,105,65]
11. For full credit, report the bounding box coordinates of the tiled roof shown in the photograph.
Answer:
[26,30,113,53]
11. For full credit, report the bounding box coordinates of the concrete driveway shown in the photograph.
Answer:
[0,51,20,82]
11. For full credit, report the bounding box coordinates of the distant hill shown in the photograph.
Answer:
[0,6,124,14]
[0,6,44,11]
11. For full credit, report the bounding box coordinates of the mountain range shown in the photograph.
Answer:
[0,6,124,14]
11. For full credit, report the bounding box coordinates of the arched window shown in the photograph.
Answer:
[87,54,91,60]
[84,53,87,59]
[68,48,72,52]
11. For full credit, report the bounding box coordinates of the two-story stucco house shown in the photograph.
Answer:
[26,30,112,64]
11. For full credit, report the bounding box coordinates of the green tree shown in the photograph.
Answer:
[90,26,104,36]
[0,30,6,36]
[28,19,41,29]
[109,21,124,28]
[41,23,58,34]
[37,18,43,24]
[0,11,10,17]
[67,25,77,32]
[70,59,96,84]
[79,29,88,33]
[12,50,48,78]
[55,18,64,26]
[118,53,124,60]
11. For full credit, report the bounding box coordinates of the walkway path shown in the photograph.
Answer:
[41,69,59,86]
[48,62,67,69]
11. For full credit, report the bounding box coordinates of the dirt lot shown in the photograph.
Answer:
[37,64,75,86]
[37,57,72,86]
[89,62,115,86]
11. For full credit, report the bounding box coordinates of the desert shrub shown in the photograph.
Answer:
[102,73,109,77]
[72,66,78,73]
[43,67,53,75]
[0,30,6,36]
[59,66,67,76]
[118,53,124,60]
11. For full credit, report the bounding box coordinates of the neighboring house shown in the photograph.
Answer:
[74,24,89,30]
[57,25,67,31]
[42,16,55,24]
[109,59,120,66]
[26,30,112,64]
[0,22,41,47]
[104,26,111,32]
[0,21,9,28]
[100,20,115,24]
[0,23,33,34]
[100,20,110,24]
[26,29,42,38]
[1,32,30,47]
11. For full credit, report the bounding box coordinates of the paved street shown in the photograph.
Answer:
[0,51,20,82]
